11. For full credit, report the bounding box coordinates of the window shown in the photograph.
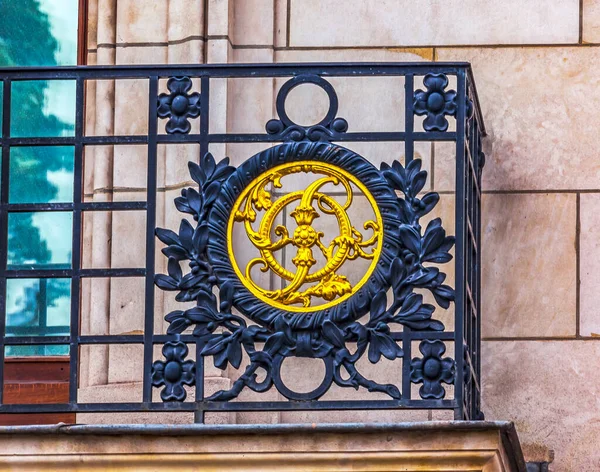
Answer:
[1,0,81,356]
[0,0,84,425]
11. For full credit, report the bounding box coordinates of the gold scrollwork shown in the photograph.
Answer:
[227,161,383,312]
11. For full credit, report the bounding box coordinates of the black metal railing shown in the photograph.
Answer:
[0,63,485,421]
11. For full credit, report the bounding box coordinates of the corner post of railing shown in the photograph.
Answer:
[454,68,468,420]
[473,93,484,421]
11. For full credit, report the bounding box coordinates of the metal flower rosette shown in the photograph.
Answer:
[152,75,458,404]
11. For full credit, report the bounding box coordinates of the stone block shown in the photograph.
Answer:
[274,0,287,47]
[583,0,600,43]
[207,0,234,37]
[108,277,146,335]
[289,0,579,47]
[115,45,168,65]
[436,47,600,191]
[579,193,600,336]
[166,39,204,64]
[115,0,168,44]
[168,0,205,43]
[112,145,148,189]
[232,0,274,46]
[481,193,577,338]
[482,340,600,470]
[110,209,147,268]
[108,344,144,384]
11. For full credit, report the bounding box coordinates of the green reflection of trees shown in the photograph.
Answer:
[1,0,75,354]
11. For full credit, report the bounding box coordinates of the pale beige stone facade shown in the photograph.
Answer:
[78,1,600,470]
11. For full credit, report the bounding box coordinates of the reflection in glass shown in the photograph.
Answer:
[5,344,69,357]
[9,146,74,203]
[7,212,73,269]
[11,80,76,138]
[6,278,70,334]
[5,278,70,356]
[0,0,78,67]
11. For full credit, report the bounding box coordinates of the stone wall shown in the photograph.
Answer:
[81,1,600,470]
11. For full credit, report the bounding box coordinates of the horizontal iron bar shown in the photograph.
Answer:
[0,131,458,147]
[2,268,146,278]
[0,399,457,413]
[4,336,71,345]
[4,335,150,345]
[0,62,471,79]
[2,332,457,345]
[1,202,146,212]
[207,131,457,143]
[0,135,148,146]
[5,326,69,336]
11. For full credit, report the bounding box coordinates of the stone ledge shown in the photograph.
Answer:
[0,421,526,471]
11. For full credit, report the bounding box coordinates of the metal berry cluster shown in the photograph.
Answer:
[265,115,349,142]
[153,148,456,402]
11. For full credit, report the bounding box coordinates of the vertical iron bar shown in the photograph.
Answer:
[143,76,159,403]
[404,74,415,163]
[199,76,210,160]
[195,75,210,423]
[69,77,85,402]
[38,278,48,333]
[194,343,205,423]
[454,69,467,420]
[0,80,11,403]
[402,73,414,400]
[38,278,48,355]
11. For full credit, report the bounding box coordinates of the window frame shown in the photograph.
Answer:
[0,0,87,425]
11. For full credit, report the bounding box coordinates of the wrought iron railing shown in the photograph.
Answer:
[0,63,485,421]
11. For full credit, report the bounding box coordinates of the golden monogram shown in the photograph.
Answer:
[227,161,384,312]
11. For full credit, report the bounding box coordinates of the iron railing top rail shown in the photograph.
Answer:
[0,62,485,135]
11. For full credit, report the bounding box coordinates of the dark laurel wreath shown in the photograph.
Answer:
[151,140,456,403]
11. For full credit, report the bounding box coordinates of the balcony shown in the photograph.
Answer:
[0,63,485,423]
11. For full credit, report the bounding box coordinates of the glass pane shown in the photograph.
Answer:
[9,146,74,203]
[0,0,78,67]
[11,80,76,138]
[5,344,69,357]
[7,212,73,269]
[5,278,70,337]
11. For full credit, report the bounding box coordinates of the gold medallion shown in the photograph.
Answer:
[227,161,384,312]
